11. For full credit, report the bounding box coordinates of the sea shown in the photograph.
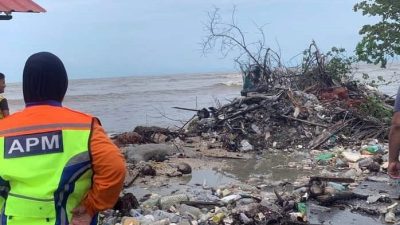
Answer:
[4,63,400,134]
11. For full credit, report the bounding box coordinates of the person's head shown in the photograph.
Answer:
[0,73,6,94]
[23,52,68,103]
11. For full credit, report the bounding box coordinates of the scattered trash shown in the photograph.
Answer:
[315,153,335,162]
[108,53,396,224]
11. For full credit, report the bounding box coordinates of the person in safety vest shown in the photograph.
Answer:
[0,52,126,225]
[0,73,9,119]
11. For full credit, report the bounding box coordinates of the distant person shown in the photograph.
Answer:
[0,52,126,225]
[388,87,400,178]
[0,73,9,118]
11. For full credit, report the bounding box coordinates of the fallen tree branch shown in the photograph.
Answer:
[281,115,328,128]
[308,119,354,149]
[217,104,264,125]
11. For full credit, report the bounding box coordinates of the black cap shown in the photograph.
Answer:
[23,52,68,103]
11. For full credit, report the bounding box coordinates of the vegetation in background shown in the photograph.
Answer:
[354,0,400,67]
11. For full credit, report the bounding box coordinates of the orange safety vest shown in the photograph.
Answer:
[0,104,96,225]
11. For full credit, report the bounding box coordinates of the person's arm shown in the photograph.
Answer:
[0,99,9,118]
[388,87,400,178]
[389,112,400,162]
[71,119,126,222]
[388,112,400,177]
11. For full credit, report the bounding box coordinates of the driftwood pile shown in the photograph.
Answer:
[182,82,393,152]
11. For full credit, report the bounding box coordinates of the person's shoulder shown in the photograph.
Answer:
[61,106,94,118]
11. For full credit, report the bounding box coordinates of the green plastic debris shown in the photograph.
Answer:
[297,202,307,215]
[361,145,383,154]
[327,182,346,191]
[315,153,335,161]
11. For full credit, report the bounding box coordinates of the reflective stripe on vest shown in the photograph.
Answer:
[0,121,93,225]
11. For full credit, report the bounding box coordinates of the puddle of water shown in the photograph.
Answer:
[221,151,317,183]
[126,169,239,200]
[187,169,239,186]
[127,151,318,199]
[308,205,382,225]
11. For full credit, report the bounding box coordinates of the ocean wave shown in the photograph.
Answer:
[214,81,243,87]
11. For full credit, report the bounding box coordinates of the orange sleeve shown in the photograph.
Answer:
[82,119,126,216]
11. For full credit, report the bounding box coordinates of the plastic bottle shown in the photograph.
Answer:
[362,145,382,154]
[212,213,225,223]
[159,194,189,210]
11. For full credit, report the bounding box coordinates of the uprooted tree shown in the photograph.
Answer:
[202,6,285,91]
[195,6,395,151]
[112,6,396,151]
[202,7,360,92]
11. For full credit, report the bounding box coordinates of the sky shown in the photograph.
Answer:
[0,0,377,82]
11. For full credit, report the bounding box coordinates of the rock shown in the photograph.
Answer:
[335,158,348,168]
[367,176,390,183]
[125,144,178,163]
[112,132,143,147]
[177,218,191,225]
[358,157,374,168]
[114,193,140,216]
[177,162,192,174]
[140,165,156,176]
[342,169,357,179]
[236,198,256,205]
[166,171,182,177]
[124,170,139,187]
[367,162,381,172]
[320,169,337,177]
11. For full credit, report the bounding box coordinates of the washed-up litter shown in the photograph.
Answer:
[107,45,398,224]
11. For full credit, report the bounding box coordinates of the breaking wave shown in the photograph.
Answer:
[213,81,242,87]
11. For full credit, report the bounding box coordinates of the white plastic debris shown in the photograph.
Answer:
[240,140,253,152]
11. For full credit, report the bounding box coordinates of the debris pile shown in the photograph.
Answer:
[107,43,399,224]
[101,137,400,225]
[101,182,307,225]
[181,84,393,152]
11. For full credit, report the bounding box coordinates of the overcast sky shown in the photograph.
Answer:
[0,0,376,82]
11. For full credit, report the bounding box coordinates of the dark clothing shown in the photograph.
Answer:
[0,98,8,112]
[23,52,68,103]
